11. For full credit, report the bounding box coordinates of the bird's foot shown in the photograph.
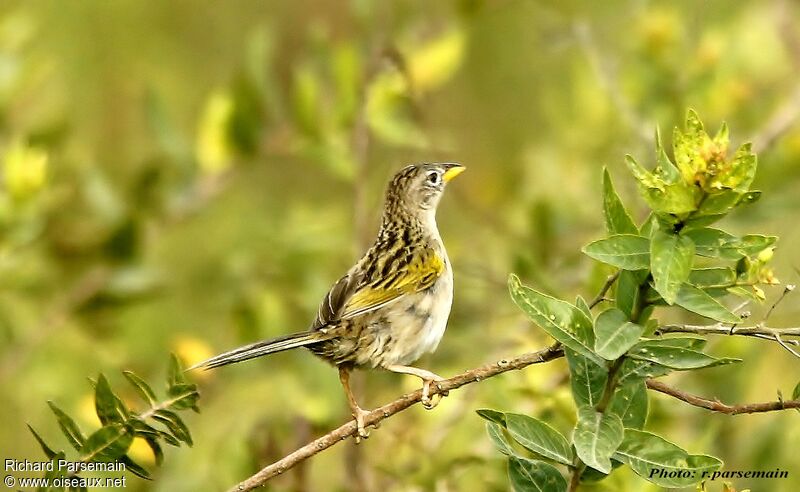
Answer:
[421,375,448,410]
[353,406,371,443]
[384,364,449,410]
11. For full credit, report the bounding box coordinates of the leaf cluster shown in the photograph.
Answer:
[27,355,199,491]
[481,111,786,491]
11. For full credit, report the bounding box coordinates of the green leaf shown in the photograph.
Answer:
[673,109,708,184]
[628,341,740,370]
[80,424,133,463]
[572,406,624,474]
[476,409,506,426]
[654,126,680,183]
[152,409,193,446]
[123,371,158,407]
[683,213,727,230]
[575,295,592,321]
[675,284,740,323]
[625,152,699,215]
[607,381,648,429]
[602,168,638,235]
[41,452,68,492]
[725,285,763,303]
[792,382,800,401]
[642,182,699,215]
[650,230,694,305]
[509,275,603,366]
[717,142,757,192]
[614,429,722,487]
[27,424,58,459]
[168,353,188,387]
[685,229,777,260]
[615,270,642,319]
[120,455,152,480]
[738,190,761,205]
[594,308,645,360]
[487,422,516,456]
[166,383,200,411]
[624,155,664,190]
[639,213,657,237]
[695,190,741,217]
[95,374,129,425]
[737,235,778,258]
[565,349,607,407]
[645,337,707,351]
[582,235,650,270]
[47,401,86,451]
[684,228,739,259]
[508,457,567,492]
[505,413,574,465]
[688,268,736,288]
[616,358,673,386]
[713,121,729,149]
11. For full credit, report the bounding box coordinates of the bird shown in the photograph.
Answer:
[189,162,465,438]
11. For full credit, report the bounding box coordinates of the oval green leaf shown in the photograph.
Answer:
[582,235,650,270]
[572,406,624,474]
[508,457,568,492]
[594,308,645,360]
[505,413,574,465]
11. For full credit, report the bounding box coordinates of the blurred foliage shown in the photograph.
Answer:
[0,1,799,491]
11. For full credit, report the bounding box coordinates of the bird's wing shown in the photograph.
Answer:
[311,247,445,329]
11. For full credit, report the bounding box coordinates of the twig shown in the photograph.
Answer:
[657,323,800,358]
[226,344,565,492]
[763,284,795,323]
[589,272,620,309]
[645,380,800,414]
[657,323,800,338]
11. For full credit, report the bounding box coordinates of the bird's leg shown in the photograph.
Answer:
[338,366,370,440]
[384,365,448,409]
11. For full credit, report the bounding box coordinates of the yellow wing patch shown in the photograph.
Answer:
[341,249,445,319]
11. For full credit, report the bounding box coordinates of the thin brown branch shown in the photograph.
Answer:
[226,344,565,492]
[657,323,800,358]
[589,272,619,309]
[645,380,800,415]
[764,284,795,323]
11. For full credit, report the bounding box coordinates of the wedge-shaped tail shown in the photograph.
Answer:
[189,331,330,370]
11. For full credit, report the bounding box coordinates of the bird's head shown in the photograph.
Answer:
[384,163,465,220]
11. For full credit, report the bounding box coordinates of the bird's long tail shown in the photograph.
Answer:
[188,331,331,370]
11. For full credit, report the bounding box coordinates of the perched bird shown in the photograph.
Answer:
[190,162,464,438]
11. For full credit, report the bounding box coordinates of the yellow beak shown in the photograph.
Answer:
[442,163,466,183]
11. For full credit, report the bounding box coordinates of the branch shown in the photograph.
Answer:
[646,380,800,415]
[657,323,800,358]
[588,272,619,309]
[226,344,565,492]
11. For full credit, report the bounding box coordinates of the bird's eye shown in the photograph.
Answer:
[427,171,441,186]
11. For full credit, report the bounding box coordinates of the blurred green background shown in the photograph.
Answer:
[1,1,799,491]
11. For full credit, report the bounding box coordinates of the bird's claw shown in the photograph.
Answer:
[421,377,448,410]
[353,407,371,443]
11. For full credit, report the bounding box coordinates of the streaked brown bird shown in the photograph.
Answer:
[190,162,464,438]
